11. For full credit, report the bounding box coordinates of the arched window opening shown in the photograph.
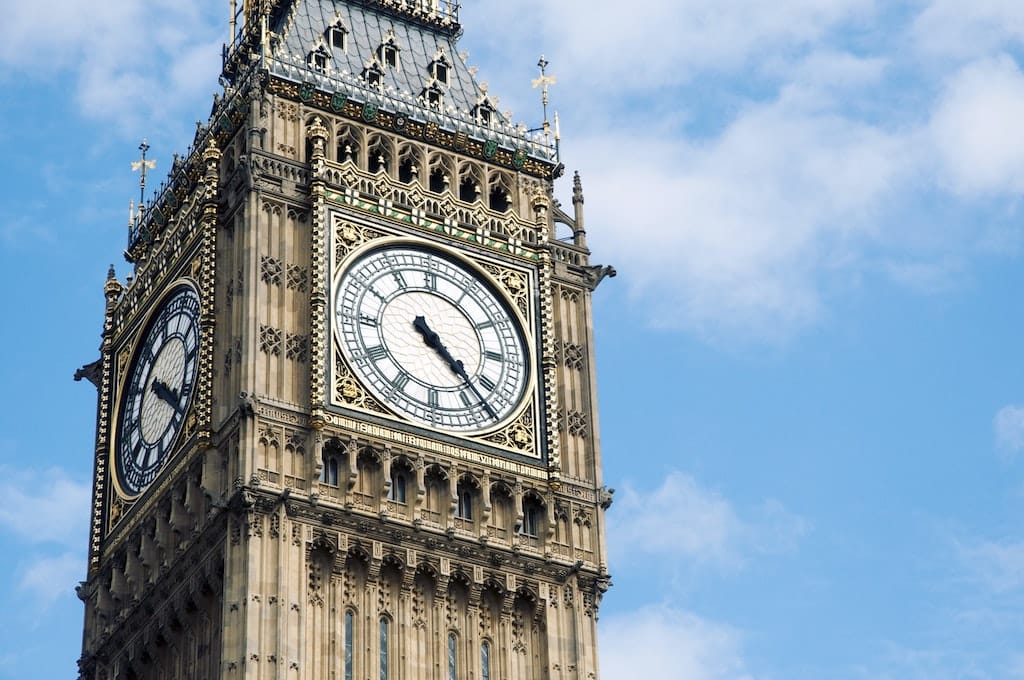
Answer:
[369,143,390,174]
[447,632,458,680]
[355,450,382,508]
[379,617,391,680]
[456,480,474,520]
[344,610,355,680]
[388,466,407,504]
[481,641,491,680]
[458,176,479,203]
[488,483,514,543]
[337,127,361,166]
[522,496,543,538]
[423,466,448,525]
[399,157,417,184]
[320,451,339,486]
[429,167,448,193]
[488,185,510,212]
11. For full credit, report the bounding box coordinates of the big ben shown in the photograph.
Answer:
[77,2,615,678]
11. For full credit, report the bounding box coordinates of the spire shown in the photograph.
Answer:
[573,171,586,247]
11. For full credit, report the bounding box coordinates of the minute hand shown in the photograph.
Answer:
[412,316,498,420]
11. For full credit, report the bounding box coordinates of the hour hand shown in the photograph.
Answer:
[151,379,184,413]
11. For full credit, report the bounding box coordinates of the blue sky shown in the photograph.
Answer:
[2,1,1024,678]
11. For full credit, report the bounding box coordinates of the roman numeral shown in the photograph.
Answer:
[485,350,503,362]
[479,375,496,392]
[428,389,439,409]
[360,314,378,327]
[367,346,388,361]
[391,373,410,392]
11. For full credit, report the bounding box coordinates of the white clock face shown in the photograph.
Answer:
[115,285,201,497]
[335,245,529,432]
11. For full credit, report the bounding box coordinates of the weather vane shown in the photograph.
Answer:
[133,137,156,202]
[129,140,156,228]
[531,56,560,156]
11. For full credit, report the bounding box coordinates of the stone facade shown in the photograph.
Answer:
[78,2,613,679]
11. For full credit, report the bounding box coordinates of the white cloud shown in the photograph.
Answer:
[1,1,223,134]
[572,88,912,339]
[609,472,743,566]
[18,553,83,607]
[464,3,1024,340]
[912,0,1024,60]
[468,0,873,94]
[959,539,1024,593]
[995,405,1024,456]
[0,467,90,549]
[600,605,750,680]
[929,56,1024,196]
[609,472,808,569]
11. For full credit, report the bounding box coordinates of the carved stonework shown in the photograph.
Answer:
[259,325,283,356]
[260,256,284,286]
[564,344,585,371]
[286,333,309,362]
[333,216,388,265]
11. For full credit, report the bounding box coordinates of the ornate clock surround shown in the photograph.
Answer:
[325,210,546,464]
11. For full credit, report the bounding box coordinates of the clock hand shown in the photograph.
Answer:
[413,316,464,377]
[151,379,185,415]
[412,316,498,420]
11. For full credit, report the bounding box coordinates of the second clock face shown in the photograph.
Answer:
[334,245,530,433]
[115,284,201,497]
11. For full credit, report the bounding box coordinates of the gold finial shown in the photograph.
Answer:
[130,139,157,208]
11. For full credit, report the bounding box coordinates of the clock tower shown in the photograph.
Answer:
[77,2,614,679]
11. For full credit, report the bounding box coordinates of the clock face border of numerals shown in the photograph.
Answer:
[113,283,201,499]
[333,241,534,434]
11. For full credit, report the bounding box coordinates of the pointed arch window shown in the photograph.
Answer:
[522,497,543,538]
[388,468,407,503]
[344,610,355,680]
[321,452,339,486]
[481,641,491,680]
[379,617,390,680]
[447,632,458,680]
[456,482,474,520]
